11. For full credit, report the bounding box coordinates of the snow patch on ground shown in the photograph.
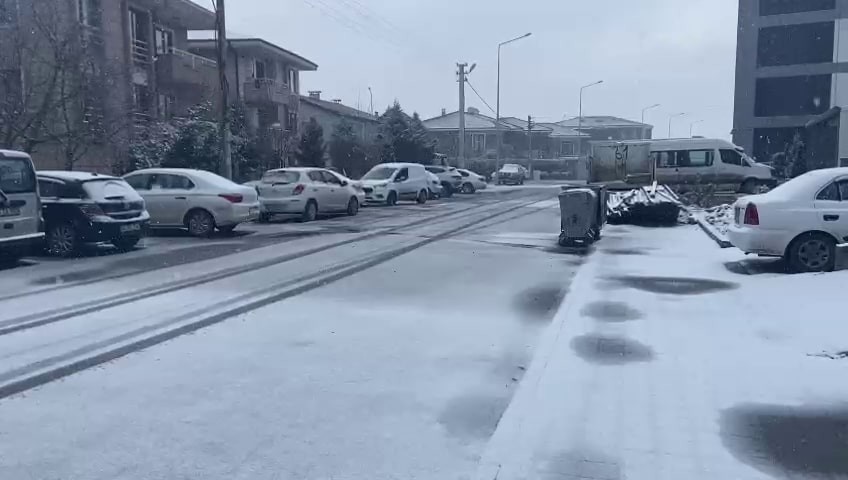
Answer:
[703,204,734,234]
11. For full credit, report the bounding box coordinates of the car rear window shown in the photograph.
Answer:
[83,179,142,201]
[0,157,36,194]
[263,171,300,184]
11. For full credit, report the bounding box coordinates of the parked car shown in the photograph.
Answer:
[424,166,463,197]
[330,171,367,209]
[650,138,774,193]
[497,164,526,185]
[360,163,430,206]
[256,167,362,222]
[427,171,443,199]
[37,171,150,256]
[0,150,43,263]
[456,168,488,194]
[727,167,848,272]
[124,168,259,236]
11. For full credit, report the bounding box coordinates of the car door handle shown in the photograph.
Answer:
[174,196,187,200]
[824,214,840,222]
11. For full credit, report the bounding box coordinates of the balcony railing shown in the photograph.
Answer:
[243,78,291,105]
[155,47,218,87]
[132,38,150,66]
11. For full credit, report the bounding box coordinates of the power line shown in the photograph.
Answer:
[465,79,496,116]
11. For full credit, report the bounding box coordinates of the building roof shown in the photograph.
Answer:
[499,117,553,133]
[536,123,588,138]
[557,116,651,129]
[422,110,523,132]
[187,38,318,71]
[134,0,216,30]
[299,96,378,123]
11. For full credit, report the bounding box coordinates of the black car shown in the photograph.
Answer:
[37,171,151,256]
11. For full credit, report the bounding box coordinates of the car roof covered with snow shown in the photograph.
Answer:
[126,168,241,189]
[760,167,848,201]
[38,171,120,182]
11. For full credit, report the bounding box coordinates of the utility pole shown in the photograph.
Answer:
[457,63,467,168]
[215,0,232,179]
[527,115,533,167]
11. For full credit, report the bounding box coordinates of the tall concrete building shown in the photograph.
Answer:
[734,0,848,169]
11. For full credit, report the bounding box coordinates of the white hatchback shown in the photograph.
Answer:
[124,168,259,236]
[727,167,848,272]
[256,168,363,222]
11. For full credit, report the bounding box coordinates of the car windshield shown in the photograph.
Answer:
[363,167,397,180]
[262,171,300,184]
[6,2,847,480]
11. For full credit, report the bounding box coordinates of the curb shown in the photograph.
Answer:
[695,215,733,249]
[473,243,603,480]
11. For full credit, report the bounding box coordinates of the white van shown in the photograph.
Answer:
[0,150,43,263]
[650,138,774,193]
[360,163,431,205]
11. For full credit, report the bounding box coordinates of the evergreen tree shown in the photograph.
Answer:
[329,119,370,177]
[376,101,435,164]
[295,117,326,167]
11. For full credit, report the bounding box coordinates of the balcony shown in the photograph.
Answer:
[243,78,291,105]
[155,47,218,88]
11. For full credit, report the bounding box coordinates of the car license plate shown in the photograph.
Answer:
[120,223,141,233]
[0,207,21,217]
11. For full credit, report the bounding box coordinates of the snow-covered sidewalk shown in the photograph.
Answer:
[476,224,848,480]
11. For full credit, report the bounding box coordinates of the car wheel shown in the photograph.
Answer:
[441,183,454,198]
[187,209,215,237]
[788,232,836,273]
[302,200,318,222]
[347,197,360,216]
[218,225,237,234]
[258,212,271,223]
[462,183,476,194]
[740,178,758,194]
[112,236,140,251]
[47,223,78,257]
[386,191,398,206]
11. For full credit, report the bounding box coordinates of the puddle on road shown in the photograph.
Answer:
[514,284,568,323]
[438,393,511,439]
[721,403,848,478]
[612,276,738,295]
[602,248,649,256]
[581,301,643,323]
[571,334,654,365]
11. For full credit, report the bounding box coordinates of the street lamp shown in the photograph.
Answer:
[367,86,373,115]
[496,32,532,170]
[689,119,704,137]
[578,80,604,156]
[668,112,687,138]
[641,103,660,124]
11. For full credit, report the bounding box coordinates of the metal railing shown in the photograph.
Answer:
[132,38,150,66]
[167,47,217,69]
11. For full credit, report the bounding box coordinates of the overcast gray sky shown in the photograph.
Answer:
[211,0,738,139]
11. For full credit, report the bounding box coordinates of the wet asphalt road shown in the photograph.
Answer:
[0,184,584,480]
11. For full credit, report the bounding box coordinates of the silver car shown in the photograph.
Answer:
[124,168,260,236]
[256,168,363,222]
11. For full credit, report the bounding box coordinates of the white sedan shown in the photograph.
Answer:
[456,168,488,194]
[256,167,362,222]
[727,167,848,272]
[124,168,259,236]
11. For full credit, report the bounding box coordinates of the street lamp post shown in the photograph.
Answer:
[368,86,373,115]
[578,80,604,157]
[668,112,687,138]
[496,32,531,171]
[641,103,661,124]
[689,119,704,137]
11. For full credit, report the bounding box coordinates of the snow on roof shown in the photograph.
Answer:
[557,116,650,128]
[537,122,589,138]
[499,117,552,133]
[187,37,318,71]
[422,111,522,132]
[38,171,118,181]
[299,96,377,123]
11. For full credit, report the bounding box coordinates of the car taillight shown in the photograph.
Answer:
[744,203,759,226]
[79,203,105,218]
[292,184,306,195]
[219,193,243,203]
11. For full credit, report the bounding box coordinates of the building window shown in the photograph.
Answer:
[755,75,831,117]
[560,142,575,156]
[759,0,835,16]
[289,69,298,92]
[471,133,485,154]
[154,27,174,56]
[78,0,101,28]
[254,60,267,79]
[0,0,18,25]
[757,22,833,67]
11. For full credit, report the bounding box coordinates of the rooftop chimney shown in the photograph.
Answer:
[441,108,447,116]
[467,107,479,115]
[308,90,321,100]
[332,99,342,104]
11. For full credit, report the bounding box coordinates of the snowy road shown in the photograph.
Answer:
[0,185,583,480]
